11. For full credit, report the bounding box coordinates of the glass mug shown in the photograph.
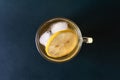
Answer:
[35,18,93,63]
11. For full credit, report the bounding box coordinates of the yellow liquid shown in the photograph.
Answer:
[36,18,82,62]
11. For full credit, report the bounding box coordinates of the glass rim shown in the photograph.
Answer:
[35,17,83,63]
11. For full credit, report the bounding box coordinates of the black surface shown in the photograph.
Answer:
[0,0,120,80]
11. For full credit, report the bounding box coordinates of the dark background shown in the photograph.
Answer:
[0,0,120,80]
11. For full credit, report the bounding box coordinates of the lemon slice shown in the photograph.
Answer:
[45,30,78,58]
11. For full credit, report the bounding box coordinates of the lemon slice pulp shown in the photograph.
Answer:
[45,30,78,58]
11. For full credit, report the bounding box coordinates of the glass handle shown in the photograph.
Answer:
[83,37,93,44]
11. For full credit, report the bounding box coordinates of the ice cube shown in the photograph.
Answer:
[39,31,51,46]
[51,22,68,34]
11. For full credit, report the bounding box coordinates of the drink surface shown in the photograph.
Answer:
[36,18,82,62]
